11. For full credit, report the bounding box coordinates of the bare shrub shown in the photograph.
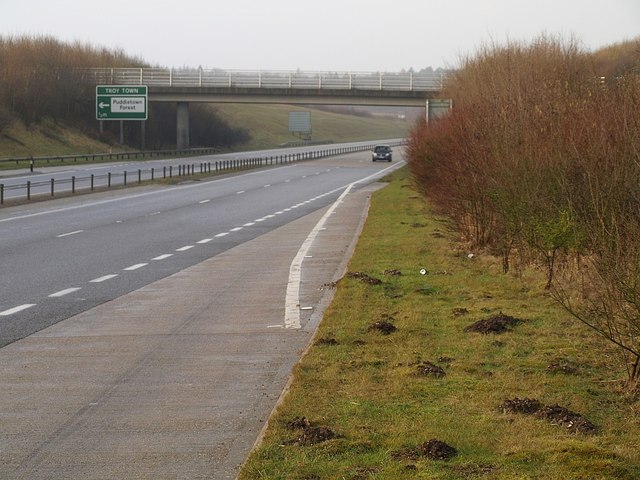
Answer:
[0,35,251,150]
[407,34,640,385]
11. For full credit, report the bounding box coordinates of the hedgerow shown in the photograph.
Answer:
[407,35,640,385]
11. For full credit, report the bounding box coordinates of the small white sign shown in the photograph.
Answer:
[111,97,145,113]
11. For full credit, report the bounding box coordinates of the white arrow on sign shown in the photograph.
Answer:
[99,102,109,109]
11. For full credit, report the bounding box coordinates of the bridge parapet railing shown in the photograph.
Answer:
[84,68,447,92]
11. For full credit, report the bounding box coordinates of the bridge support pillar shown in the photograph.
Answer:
[176,102,190,150]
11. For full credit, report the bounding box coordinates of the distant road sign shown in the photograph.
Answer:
[96,85,148,120]
[288,111,311,134]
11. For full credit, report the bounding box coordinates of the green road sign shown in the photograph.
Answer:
[96,85,148,120]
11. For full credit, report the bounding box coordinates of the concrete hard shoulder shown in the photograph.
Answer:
[0,183,384,480]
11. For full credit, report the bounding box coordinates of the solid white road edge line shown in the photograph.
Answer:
[283,161,404,330]
[283,185,352,329]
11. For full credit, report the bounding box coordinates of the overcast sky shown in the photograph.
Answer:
[1,0,638,71]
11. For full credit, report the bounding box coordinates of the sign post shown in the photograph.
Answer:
[96,85,148,120]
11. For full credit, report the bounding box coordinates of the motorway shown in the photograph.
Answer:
[0,140,398,201]
[0,143,401,346]
[0,145,404,478]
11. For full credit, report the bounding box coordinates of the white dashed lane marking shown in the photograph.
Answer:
[57,230,83,238]
[123,263,148,271]
[3,182,353,317]
[0,304,36,316]
[49,287,81,298]
[90,274,118,283]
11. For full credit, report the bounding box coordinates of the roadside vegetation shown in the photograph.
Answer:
[0,35,244,152]
[239,36,640,478]
[406,35,640,386]
[239,168,640,479]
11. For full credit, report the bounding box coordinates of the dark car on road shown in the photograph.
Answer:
[372,145,393,162]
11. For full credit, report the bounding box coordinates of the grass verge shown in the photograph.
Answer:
[238,167,640,479]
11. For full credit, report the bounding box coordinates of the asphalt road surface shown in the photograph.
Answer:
[0,147,405,479]
[0,140,400,200]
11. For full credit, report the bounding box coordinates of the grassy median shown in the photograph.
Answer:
[238,168,640,480]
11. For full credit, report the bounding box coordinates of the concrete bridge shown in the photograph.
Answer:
[86,68,450,149]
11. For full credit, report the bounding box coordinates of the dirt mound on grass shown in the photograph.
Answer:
[415,361,446,378]
[547,358,580,375]
[419,439,458,460]
[368,321,396,335]
[286,417,339,445]
[383,269,402,276]
[500,398,597,434]
[464,313,523,334]
[368,313,397,335]
[296,425,337,445]
[392,439,458,462]
[287,416,311,430]
[535,404,597,434]
[500,397,543,414]
[346,271,382,285]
